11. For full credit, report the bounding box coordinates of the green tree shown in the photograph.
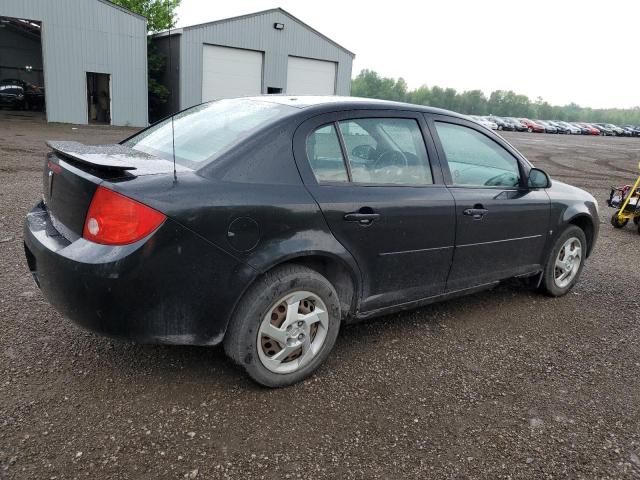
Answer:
[351,69,640,124]
[351,70,408,102]
[111,0,180,32]
[111,0,181,121]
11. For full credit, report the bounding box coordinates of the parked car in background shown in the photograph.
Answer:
[547,121,571,134]
[506,118,528,132]
[536,120,558,134]
[484,115,513,131]
[575,123,600,135]
[590,124,613,136]
[554,121,581,134]
[621,125,640,137]
[469,115,498,130]
[487,116,514,131]
[23,96,600,387]
[0,78,45,111]
[595,123,625,136]
[520,118,545,133]
[0,84,25,109]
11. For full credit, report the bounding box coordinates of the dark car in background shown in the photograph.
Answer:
[488,116,514,131]
[0,84,26,109]
[24,96,600,387]
[506,118,528,132]
[595,123,624,136]
[536,120,558,134]
[0,78,45,111]
[547,121,571,134]
[622,125,640,136]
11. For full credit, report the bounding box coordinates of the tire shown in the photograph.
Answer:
[611,211,628,228]
[539,225,587,297]
[224,264,341,388]
[527,127,533,133]
[634,216,640,226]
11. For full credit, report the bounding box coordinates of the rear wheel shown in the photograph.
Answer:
[224,265,341,388]
[527,127,533,133]
[611,211,628,228]
[539,225,587,297]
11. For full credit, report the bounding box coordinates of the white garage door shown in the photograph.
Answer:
[286,56,336,95]
[202,45,263,101]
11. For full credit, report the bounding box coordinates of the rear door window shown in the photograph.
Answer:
[338,118,433,185]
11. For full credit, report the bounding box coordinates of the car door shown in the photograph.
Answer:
[426,114,551,291]
[293,110,456,313]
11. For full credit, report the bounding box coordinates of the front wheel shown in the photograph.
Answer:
[539,226,587,297]
[611,211,628,228]
[224,265,341,388]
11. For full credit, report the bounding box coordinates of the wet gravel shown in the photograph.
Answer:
[1,113,640,479]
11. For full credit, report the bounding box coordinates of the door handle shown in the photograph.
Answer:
[463,205,489,220]
[344,209,380,225]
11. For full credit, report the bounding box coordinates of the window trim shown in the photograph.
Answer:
[426,114,530,190]
[304,115,438,188]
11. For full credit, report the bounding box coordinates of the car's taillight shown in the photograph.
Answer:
[83,186,166,245]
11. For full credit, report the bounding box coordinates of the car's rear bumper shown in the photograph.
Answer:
[24,201,255,345]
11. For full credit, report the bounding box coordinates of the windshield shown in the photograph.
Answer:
[125,99,291,168]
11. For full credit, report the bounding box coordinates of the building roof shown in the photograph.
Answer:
[155,8,354,57]
[98,0,147,21]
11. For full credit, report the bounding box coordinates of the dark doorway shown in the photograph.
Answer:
[87,72,111,124]
[0,16,46,114]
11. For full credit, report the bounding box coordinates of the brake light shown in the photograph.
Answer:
[83,186,166,245]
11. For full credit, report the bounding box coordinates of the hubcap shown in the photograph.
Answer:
[554,237,582,288]
[257,291,329,374]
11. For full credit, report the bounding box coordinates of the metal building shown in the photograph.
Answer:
[0,0,148,126]
[153,8,354,117]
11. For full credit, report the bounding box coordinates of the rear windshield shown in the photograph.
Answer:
[124,99,291,168]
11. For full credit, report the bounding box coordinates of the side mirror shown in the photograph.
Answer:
[528,168,551,189]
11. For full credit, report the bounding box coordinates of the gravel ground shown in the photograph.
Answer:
[1,113,640,479]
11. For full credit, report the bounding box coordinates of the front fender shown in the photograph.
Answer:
[548,187,599,258]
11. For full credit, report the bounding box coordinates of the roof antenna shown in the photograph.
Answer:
[168,26,177,183]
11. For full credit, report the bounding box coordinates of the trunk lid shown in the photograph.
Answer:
[43,141,188,240]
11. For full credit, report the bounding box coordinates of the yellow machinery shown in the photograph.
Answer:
[608,161,640,234]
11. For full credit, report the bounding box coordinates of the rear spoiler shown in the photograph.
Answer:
[47,141,143,171]
[47,141,189,175]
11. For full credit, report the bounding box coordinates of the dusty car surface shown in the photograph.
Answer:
[24,96,599,387]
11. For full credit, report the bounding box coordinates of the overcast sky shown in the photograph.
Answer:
[176,0,640,109]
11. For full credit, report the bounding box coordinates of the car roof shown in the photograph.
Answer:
[241,95,466,118]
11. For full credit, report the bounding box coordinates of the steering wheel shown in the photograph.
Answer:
[351,144,376,160]
[484,172,518,187]
[372,150,409,174]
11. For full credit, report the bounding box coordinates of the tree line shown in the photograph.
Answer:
[351,69,640,125]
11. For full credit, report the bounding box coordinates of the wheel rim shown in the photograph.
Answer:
[554,237,582,288]
[257,291,329,374]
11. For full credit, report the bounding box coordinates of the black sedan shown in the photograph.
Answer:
[0,84,25,109]
[488,116,514,131]
[24,97,600,387]
[506,118,528,132]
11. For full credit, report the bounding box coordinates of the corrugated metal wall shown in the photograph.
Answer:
[0,0,148,126]
[177,10,353,109]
